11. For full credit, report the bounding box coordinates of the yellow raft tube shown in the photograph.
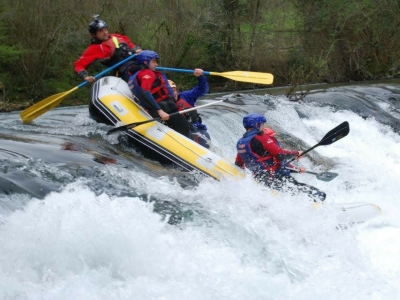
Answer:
[90,76,245,181]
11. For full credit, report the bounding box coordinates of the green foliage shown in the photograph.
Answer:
[0,0,400,108]
[0,45,23,65]
[293,0,400,82]
[0,19,24,66]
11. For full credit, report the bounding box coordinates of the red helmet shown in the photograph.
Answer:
[263,127,275,136]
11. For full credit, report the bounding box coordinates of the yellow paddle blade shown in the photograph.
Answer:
[20,87,78,123]
[19,55,138,123]
[209,71,274,85]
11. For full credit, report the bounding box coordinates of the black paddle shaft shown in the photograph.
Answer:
[285,121,350,165]
[106,117,162,135]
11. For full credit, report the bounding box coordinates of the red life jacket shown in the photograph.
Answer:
[151,71,172,102]
[133,70,172,103]
[176,98,193,111]
[176,98,201,123]
[236,130,280,175]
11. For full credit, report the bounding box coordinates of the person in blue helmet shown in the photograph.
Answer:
[235,113,326,202]
[128,50,191,138]
[168,69,211,148]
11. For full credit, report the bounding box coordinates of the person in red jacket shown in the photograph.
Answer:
[235,113,326,201]
[74,15,141,83]
[128,50,191,138]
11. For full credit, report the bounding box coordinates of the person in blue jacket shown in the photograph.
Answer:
[169,68,211,148]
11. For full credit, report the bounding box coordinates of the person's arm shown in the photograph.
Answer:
[287,165,307,174]
[74,44,111,83]
[258,136,299,161]
[235,153,245,169]
[179,72,209,106]
[138,70,169,120]
[141,91,169,120]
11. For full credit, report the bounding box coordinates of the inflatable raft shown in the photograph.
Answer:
[89,76,244,181]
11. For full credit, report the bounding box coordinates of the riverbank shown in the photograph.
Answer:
[0,98,89,113]
[2,77,399,113]
[1,101,29,112]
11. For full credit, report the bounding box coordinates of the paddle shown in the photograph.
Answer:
[288,168,339,182]
[20,54,137,123]
[155,67,274,85]
[285,121,350,165]
[106,99,226,135]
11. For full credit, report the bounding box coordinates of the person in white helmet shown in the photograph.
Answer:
[168,68,210,148]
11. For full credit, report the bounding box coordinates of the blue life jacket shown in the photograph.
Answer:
[236,129,278,175]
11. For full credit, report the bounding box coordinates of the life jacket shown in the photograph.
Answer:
[176,98,201,123]
[95,36,135,76]
[129,70,174,109]
[236,129,280,175]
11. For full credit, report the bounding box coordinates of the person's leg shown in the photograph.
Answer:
[158,98,191,137]
[191,128,211,148]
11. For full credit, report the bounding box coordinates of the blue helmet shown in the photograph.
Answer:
[243,113,267,129]
[88,14,108,34]
[137,50,159,65]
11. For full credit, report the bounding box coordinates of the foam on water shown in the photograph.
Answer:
[1,84,400,299]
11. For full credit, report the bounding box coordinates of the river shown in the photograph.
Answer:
[1,79,399,299]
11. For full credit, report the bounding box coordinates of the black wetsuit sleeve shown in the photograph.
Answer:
[250,138,269,157]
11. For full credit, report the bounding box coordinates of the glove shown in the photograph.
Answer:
[77,70,88,79]
[192,122,207,130]
[132,45,142,54]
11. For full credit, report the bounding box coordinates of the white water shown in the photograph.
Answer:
[1,92,400,299]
